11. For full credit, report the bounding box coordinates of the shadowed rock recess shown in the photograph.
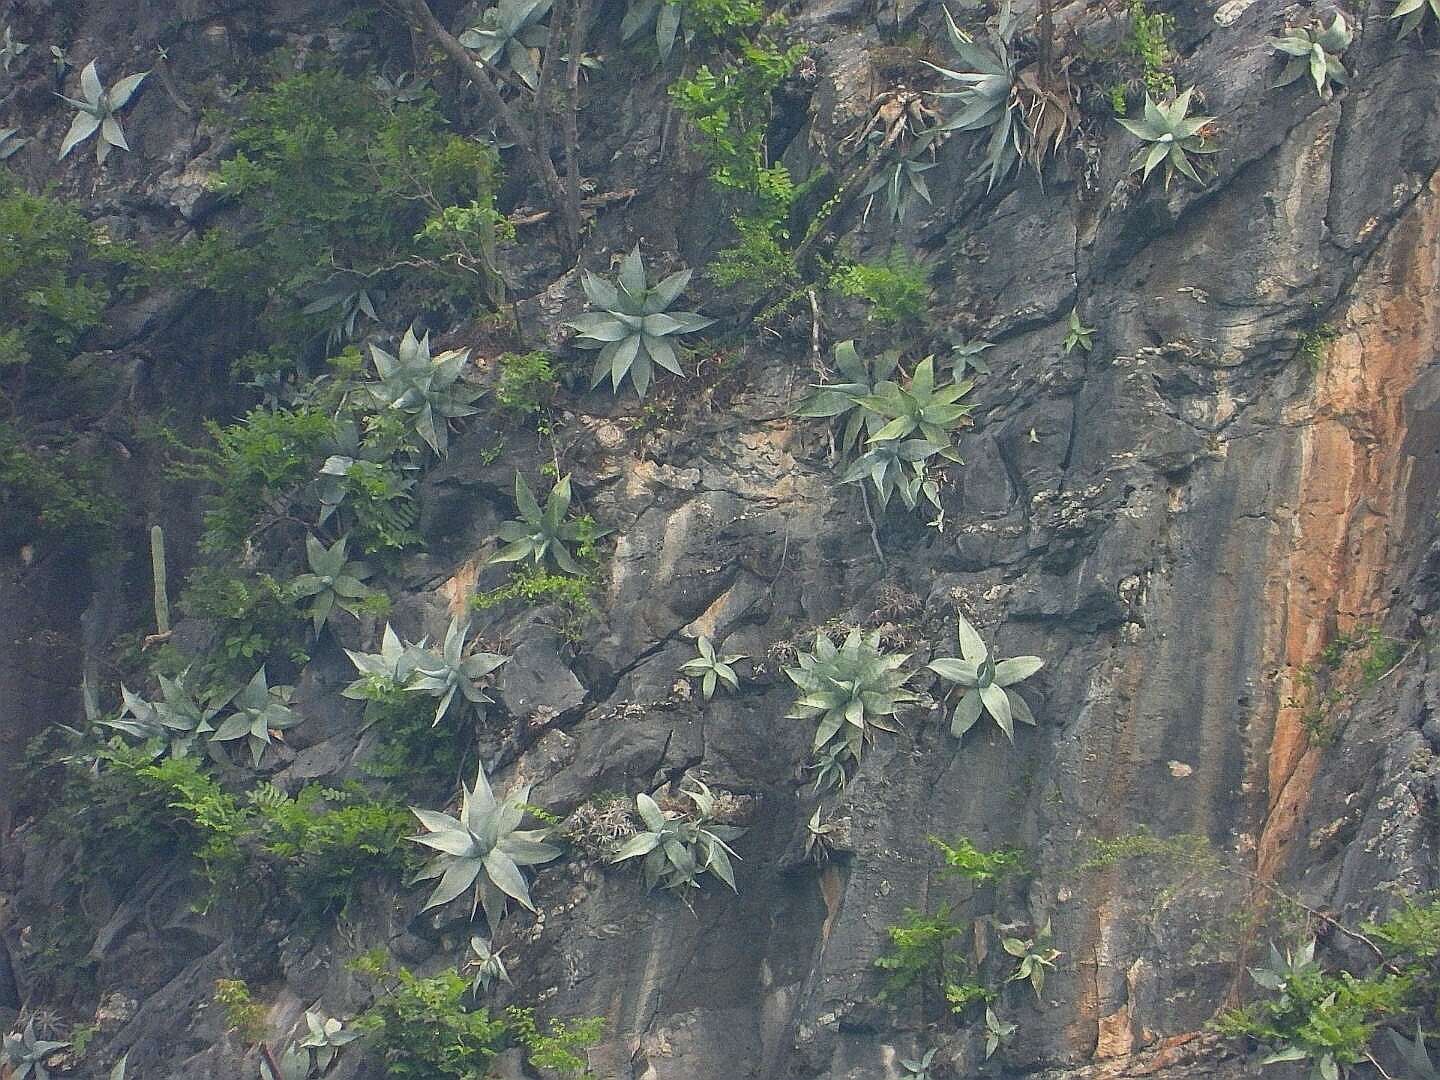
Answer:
[0,0,1437,1077]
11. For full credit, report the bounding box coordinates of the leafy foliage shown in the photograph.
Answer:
[786,628,917,790]
[1217,939,1413,1080]
[494,350,558,416]
[931,835,1024,885]
[679,635,746,699]
[215,69,502,335]
[1271,13,1351,99]
[352,956,510,1079]
[409,763,562,926]
[608,779,745,894]
[566,246,714,398]
[490,472,608,575]
[58,60,147,164]
[252,784,415,921]
[1118,88,1219,188]
[827,254,930,327]
[928,611,1043,742]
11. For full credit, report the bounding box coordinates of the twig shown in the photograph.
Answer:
[507,187,635,227]
[859,484,887,570]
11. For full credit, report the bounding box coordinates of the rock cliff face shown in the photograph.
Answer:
[0,0,1437,1077]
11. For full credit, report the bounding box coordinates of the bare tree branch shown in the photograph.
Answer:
[403,0,579,259]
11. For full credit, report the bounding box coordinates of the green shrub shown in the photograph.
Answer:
[495,351,558,416]
[352,954,511,1079]
[931,836,1024,885]
[179,565,306,691]
[214,979,269,1045]
[252,785,416,921]
[214,68,503,337]
[0,177,109,374]
[0,423,120,548]
[827,254,929,327]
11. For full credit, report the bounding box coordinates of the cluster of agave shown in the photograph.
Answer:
[797,342,973,512]
[58,60,147,164]
[566,246,714,399]
[607,778,746,894]
[266,1011,359,1080]
[1117,88,1218,188]
[1391,0,1440,37]
[678,635,746,699]
[489,472,610,576]
[924,1,1077,191]
[409,763,562,927]
[460,0,552,90]
[781,609,1045,790]
[363,326,483,457]
[1,1021,69,1080]
[344,618,509,728]
[785,628,918,791]
[101,667,302,768]
[1270,12,1352,99]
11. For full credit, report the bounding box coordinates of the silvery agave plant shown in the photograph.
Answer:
[1117,88,1218,188]
[459,0,552,90]
[409,763,562,926]
[365,326,483,456]
[621,0,688,61]
[0,126,27,160]
[840,436,947,512]
[608,778,745,894]
[342,622,430,719]
[928,611,1043,741]
[924,2,1076,191]
[58,60,147,163]
[678,635,745,699]
[862,135,938,225]
[490,472,609,576]
[1,1021,69,1080]
[984,1007,1017,1059]
[209,667,304,768]
[925,3,1021,190]
[859,355,974,446]
[566,246,714,398]
[900,1048,937,1080]
[466,935,513,995]
[786,629,918,790]
[1002,919,1061,999]
[105,672,228,757]
[407,617,509,727]
[1,25,27,74]
[1062,309,1094,354]
[1389,1024,1440,1080]
[1391,0,1439,37]
[795,340,902,458]
[297,1011,359,1073]
[291,534,374,636]
[1270,13,1351,99]
[949,338,995,378]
